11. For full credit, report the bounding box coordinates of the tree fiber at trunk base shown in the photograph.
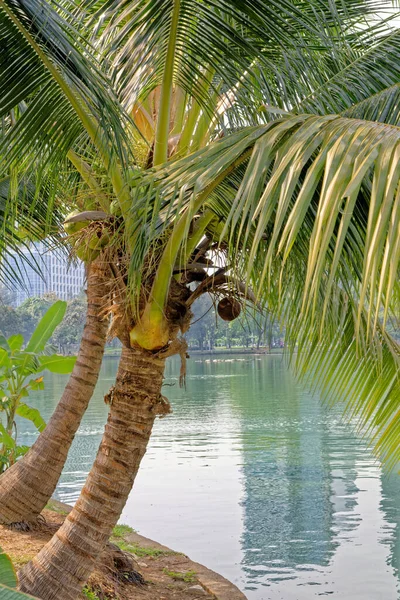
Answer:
[0,505,219,599]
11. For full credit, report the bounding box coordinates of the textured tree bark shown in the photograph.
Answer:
[0,259,110,525]
[18,344,167,600]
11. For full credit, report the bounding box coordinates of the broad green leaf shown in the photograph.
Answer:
[12,353,39,377]
[0,547,17,589]
[16,403,46,432]
[39,355,76,374]
[7,335,23,352]
[15,445,29,459]
[28,377,44,391]
[25,301,67,354]
[0,336,9,351]
[0,584,38,598]
[0,349,10,370]
[0,424,15,449]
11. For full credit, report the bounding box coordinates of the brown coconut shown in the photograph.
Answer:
[217,297,241,321]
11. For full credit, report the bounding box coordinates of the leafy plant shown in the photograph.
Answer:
[0,546,36,598]
[0,546,17,589]
[111,524,135,539]
[0,301,76,471]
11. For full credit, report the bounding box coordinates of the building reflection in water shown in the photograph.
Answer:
[238,357,399,599]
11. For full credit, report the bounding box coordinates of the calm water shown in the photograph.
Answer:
[18,354,400,599]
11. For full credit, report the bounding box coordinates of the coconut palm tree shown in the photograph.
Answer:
[0,0,149,526]
[0,168,112,526]
[1,0,400,598]
[0,257,110,525]
[0,0,368,527]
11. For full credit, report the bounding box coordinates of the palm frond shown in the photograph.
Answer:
[0,172,65,286]
[92,0,393,116]
[127,113,400,462]
[0,0,131,176]
[294,26,400,115]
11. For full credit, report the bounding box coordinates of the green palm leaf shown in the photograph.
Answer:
[128,113,400,462]
[0,0,131,177]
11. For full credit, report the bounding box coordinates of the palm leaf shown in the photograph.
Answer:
[128,113,400,463]
[0,0,131,180]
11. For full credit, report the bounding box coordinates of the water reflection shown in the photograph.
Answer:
[18,354,400,599]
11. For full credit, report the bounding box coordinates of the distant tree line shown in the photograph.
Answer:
[0,287,283,354]
[0,288,123,354]
[0,289,87,353]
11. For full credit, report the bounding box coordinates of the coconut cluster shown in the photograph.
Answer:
[63,210,110,262]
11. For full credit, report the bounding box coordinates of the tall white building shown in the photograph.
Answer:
[9,243,85,306]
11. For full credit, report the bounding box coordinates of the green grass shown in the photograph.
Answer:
[111,524,135,538]
[45,500,68,515]
[8,554,34,569]
[81,586,100,600]
[162,569,197,583]
[112,538,176,558]
[109,523,178,557]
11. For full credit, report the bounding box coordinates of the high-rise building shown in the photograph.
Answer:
[9,243,85,306]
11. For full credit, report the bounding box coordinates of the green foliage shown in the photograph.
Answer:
[51,294,87,352]
[187,296,282,351]
[0,302,76,471]
[0,546,17,589]
[162,568,197,583]
[25,301,67,353]
[112,538,173,558]
[0,293,58,342]
[0,586,37,599]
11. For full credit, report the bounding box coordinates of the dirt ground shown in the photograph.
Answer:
[0,508,214,600]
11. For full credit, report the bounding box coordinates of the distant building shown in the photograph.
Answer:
[9,243,85,306]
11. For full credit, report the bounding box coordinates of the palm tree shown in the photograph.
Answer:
[0,168,111,526]
[0,131,113,527]
[0,0,364,526]
[1,0,400,598]
[0,257,110,525]
[0,0,132,524]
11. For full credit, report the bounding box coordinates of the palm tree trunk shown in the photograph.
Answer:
[18,344,167,600]
[0,259,110,525]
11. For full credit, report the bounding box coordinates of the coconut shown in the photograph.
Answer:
[63,210,88,235]
[75,244,100,262]
[217,297,241,321]
[110,200,122,217]
[87,230,110,250]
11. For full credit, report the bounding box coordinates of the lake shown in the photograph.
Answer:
[18,354,400,599]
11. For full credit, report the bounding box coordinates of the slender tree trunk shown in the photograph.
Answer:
[0,259,110,525]
[19,344,167,600]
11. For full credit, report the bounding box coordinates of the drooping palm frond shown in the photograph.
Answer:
[83,0,398,164]
[126,113,400,462]
[293,296,400,469]
[0,0,131,179]
[95,0,397,100]
[292,24,400,121]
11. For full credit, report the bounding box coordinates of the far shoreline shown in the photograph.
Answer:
[103,347,285,358]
